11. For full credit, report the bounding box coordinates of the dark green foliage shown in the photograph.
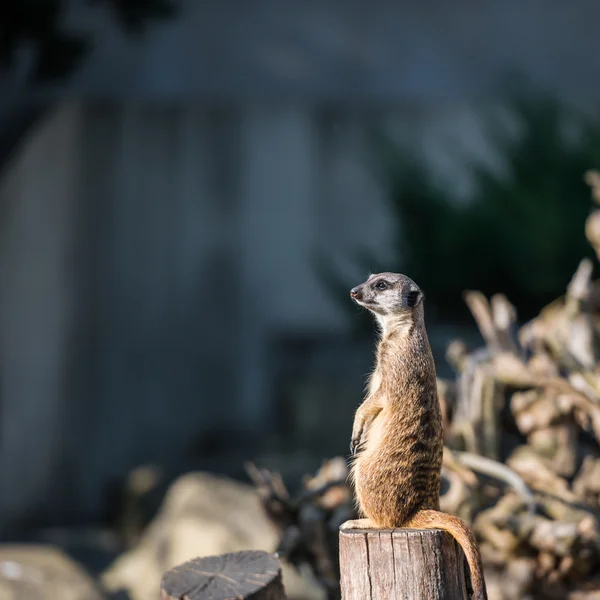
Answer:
[0,0,178,81]
[364,94,600,322]
[90,0,179,34]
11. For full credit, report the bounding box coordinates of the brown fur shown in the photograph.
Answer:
[341,273,487,600]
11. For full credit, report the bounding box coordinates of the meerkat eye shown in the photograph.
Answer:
[376,280,388,291]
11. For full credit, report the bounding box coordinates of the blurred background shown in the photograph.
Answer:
[3,2,600,599]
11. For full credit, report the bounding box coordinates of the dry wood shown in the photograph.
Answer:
[491,293,519,354]
[246,459,350,598]
[160,550,286,600]
[464,291,500,352]
[339,528,468,600]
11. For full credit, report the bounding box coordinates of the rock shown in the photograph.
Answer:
[0,545,104,600]
[101,471,324,600]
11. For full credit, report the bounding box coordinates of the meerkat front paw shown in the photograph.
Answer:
[350,423,369,456]
[350,433,363,456]
[350,401,381,457]
[350,417,370,456]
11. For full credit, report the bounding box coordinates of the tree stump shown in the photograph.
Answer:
[340,528,468,600]
[161,550,286,600]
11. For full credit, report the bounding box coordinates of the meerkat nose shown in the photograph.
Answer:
[350,287,361,299]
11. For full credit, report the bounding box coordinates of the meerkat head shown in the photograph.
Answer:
[350,272,424,330]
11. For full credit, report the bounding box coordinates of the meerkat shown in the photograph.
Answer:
[341,272,487,600]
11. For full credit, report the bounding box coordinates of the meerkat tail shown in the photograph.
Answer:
[405,509,487,600]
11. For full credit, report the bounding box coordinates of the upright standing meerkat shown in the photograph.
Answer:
[341,272,487,600]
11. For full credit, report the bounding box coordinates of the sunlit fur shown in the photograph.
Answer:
[343,272,488,600]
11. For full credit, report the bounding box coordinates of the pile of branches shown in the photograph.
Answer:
[249,172,600,600]
[438,170,600,599]
[246,458,354,600]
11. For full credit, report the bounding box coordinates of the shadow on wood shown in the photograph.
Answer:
[339,528,468,600]
[161,550,286,600]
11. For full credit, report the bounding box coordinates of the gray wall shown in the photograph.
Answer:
[0,104,80,525]
[65,1,600,103]
[0,102,393,526]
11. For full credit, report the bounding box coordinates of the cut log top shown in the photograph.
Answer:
[339,528,469,600]
[161,550,286,600]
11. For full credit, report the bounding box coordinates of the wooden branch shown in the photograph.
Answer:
[452,450,536,513]
[464,291,500,351]
[339,529,468,599]
[161,551,286,600]
[566,259,593,310]
[491,293,519,353]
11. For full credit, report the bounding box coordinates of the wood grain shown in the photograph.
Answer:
[340,528,469,600]
[161,550,286,599]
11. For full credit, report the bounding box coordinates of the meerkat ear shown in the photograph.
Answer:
[403,289,422,308]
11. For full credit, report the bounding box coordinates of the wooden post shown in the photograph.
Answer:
[161,550,286,600]
[340,528,469,600]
